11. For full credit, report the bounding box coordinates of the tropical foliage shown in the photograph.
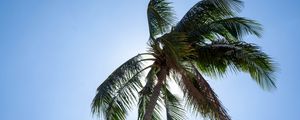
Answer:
[92,0,276,120]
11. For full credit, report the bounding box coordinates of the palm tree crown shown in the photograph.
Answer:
[92,0,276,120]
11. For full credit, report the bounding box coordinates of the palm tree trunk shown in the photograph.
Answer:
[143,68,167,120]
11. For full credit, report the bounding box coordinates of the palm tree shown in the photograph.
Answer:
[91,0,276,120]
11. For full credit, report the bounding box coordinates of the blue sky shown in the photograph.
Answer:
[0,0,300,120]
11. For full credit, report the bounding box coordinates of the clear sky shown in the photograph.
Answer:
[0,0,300,120]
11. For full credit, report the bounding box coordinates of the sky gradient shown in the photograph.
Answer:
[1,0,300,120]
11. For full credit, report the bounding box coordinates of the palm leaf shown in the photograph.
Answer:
[163,85,186,120]
[92,54,152,119]
[138,67,163,120]
[190,17,262,42]
[138,93,163,120]
[194,40,276,89]
[175,0,243,32]
[177,66,230,120]
[147,0,175,39]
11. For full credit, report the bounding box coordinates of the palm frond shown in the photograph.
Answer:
[158,32,197,70]
[138,93,163,120]
[92,54,152,119]
[190,17,262,42]
[160,32,185,69]
[194,40,276,89]
[147,0,175,39]
[142,67,168,120]
[175,0,243,32]
[207,0,243,13]
[163,85,186,120]
[177,67,230,120]
[138,67,163,120]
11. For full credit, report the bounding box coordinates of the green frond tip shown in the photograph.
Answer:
[207,0,244,13]
[147,0,175,38]
[175,0,243,32]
